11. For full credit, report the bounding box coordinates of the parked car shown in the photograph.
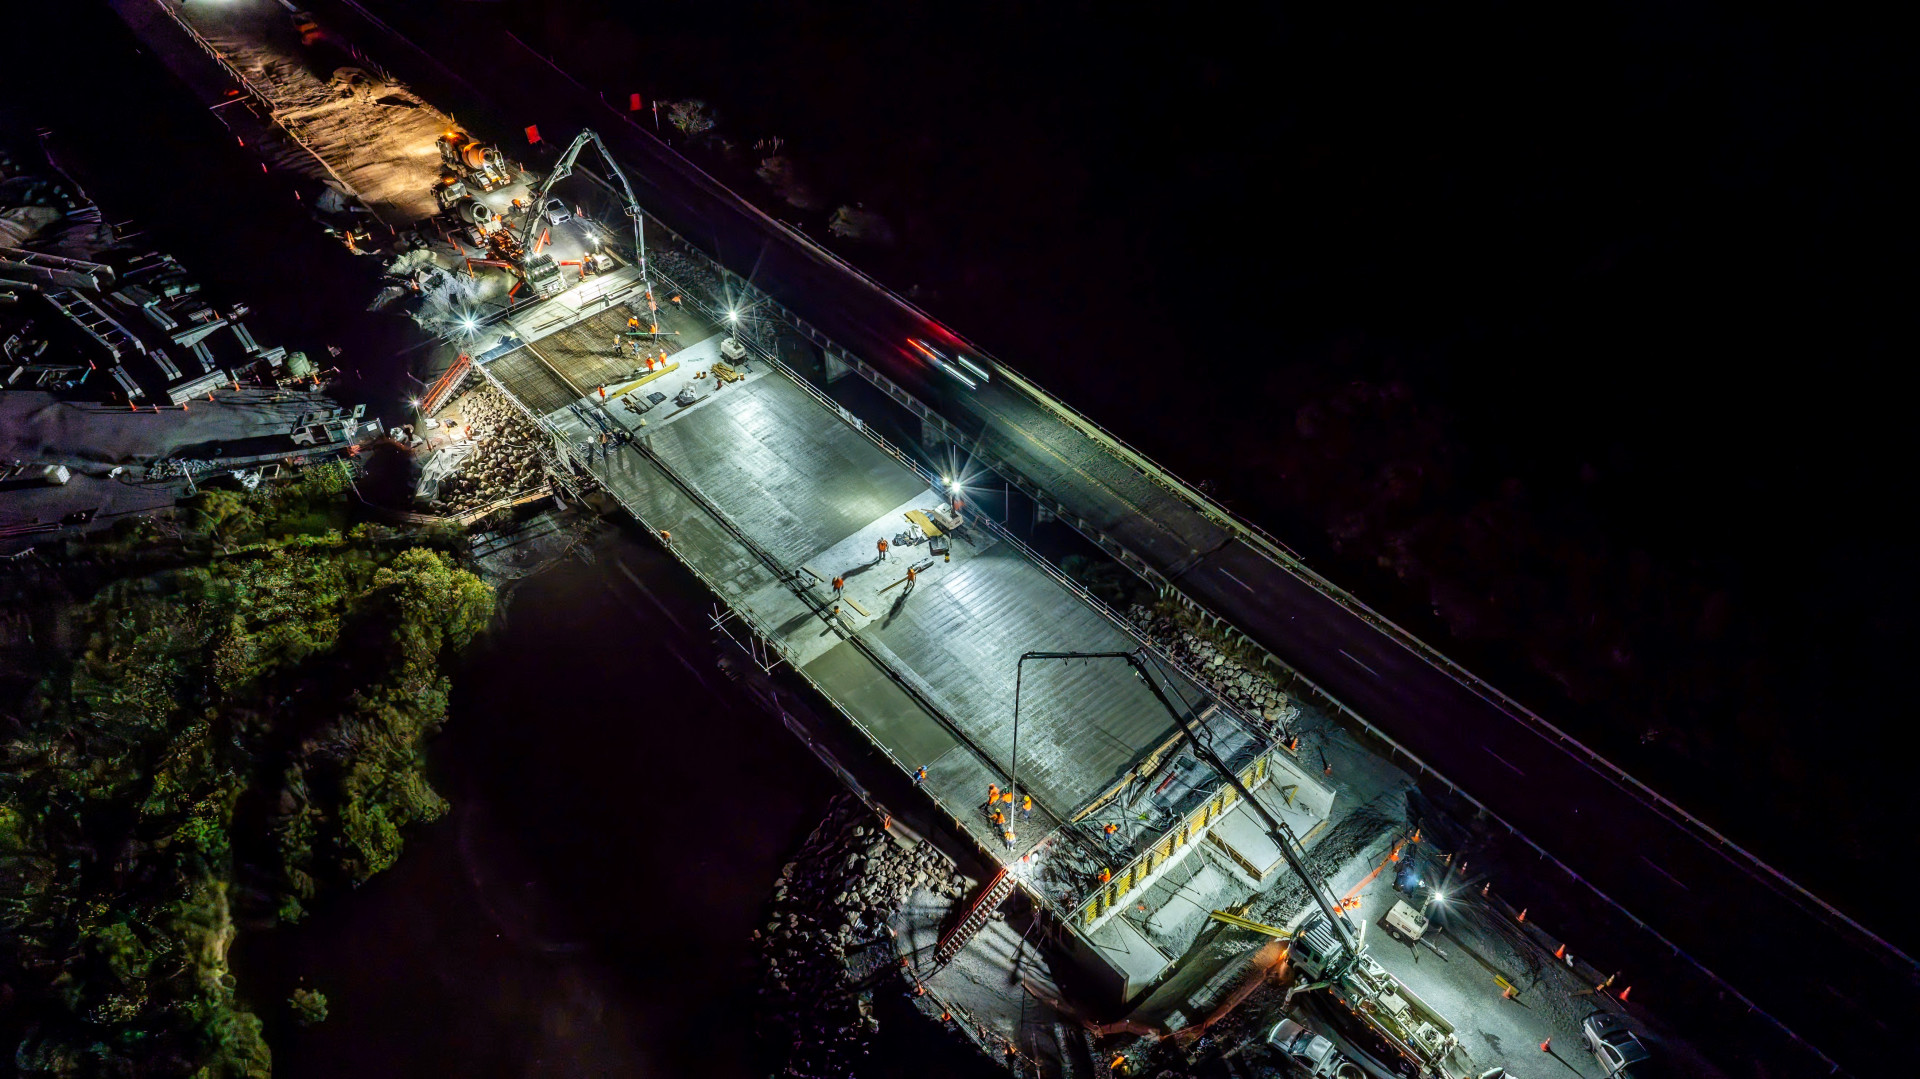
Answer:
[1267,1018,1364,1078]
[1582,1011,1653,1076]
[543,197,571,224]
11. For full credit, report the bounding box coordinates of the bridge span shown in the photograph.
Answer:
[286,3,1917,1071]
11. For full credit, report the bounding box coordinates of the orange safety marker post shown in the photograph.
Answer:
[1618,985,1632,1002]
[1540,1038,1552,1053]
[1482,881,1491,897]
[1516,908,1527,923]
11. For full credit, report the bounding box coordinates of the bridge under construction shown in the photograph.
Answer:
[112,0,1916,1073]
[449,247,1339,1004]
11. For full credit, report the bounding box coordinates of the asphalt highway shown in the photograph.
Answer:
[308,5,1915,1071]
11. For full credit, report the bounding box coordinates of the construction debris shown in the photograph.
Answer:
[756,797,967,1079]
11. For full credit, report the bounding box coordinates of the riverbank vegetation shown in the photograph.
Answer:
[2,464,492,1076]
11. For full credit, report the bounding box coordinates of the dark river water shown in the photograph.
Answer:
[235,524,844,1077]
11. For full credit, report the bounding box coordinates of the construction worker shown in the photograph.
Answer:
[1000,790,1015,809]
[987,782,1000,808]
[876,536,890,561]
[1019,794,1032,820]
[1098,868,1111,884]
[831,604,841,620]
[1003,829,1017,849]
[832,576,845,598]
[627,315,640,332]
[991,810,1006,829]
[1103,822,1119,836]
[913,766,927,785]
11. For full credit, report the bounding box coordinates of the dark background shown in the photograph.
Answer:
[486,0,1917,951]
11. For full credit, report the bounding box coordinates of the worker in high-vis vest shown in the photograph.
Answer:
[876,536,890,561]
[1019,794,1032,820]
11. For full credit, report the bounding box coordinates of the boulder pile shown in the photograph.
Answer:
[756,796,967,1078]
[430,386,547,517]
[1126,605,1302,733]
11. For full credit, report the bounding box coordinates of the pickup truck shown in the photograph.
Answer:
[1268,1018,1365,1078]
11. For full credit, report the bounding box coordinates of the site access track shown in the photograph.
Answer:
[309,2,1913,1071]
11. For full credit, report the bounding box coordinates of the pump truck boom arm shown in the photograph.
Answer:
[515,129,645,271]
[1015,650,1362,962]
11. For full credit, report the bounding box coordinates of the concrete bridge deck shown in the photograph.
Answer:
[474,300,1269,930]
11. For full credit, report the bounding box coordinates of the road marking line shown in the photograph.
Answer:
[1639,855,1691,891]
[1220,568,1257,594]
[1338,648,1382,679]
[1484,746,1528,778]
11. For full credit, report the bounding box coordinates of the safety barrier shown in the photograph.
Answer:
[1076,750,1274,933]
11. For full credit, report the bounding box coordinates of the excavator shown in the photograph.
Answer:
[511,129,649,304]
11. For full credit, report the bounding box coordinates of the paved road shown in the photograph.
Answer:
[305,5,1913,1072]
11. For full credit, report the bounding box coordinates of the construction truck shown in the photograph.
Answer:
[512,129,650,302]
[438,131,513,191]
[1289,914,1461,1076]
[1027,649,1466,1078]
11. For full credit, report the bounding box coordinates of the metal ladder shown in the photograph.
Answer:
[46,289,145,361]
[934,867,1016,966]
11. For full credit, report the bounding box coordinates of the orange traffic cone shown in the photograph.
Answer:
[1501,985,1515,1000]
[1619,986,1632,1002]
[1482,882,1491,897]
[1554,944,1566,959]
[1540,1038,1552,1053]
[1516,908,1527,923]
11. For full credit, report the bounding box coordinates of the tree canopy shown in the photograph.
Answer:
[2,480,492,1077]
